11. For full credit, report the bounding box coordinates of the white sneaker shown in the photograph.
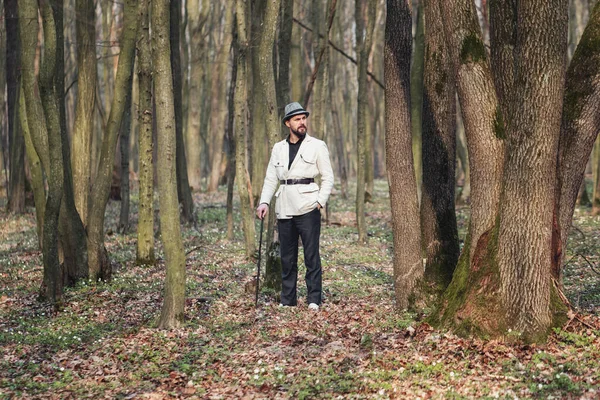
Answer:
[308,303,319,311]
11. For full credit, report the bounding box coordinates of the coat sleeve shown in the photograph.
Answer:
[259,144,280,205]
[316,141,334,206]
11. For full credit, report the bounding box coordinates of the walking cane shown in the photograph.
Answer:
[255,217,265,307]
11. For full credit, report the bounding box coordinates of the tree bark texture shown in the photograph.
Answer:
[38,0,65,304]
[153,0,187,329]
[410,0,424,200]
[118,76,133,233]
[136,0,155,266]
[235,0,257,259]
[420,0,459,291]
[19,87,46,249]
[257,0,283,290]
[6,0,25,213]
[87,0,139,281]
[170,0,195,223]
[556,2,600,273]
[226,32,238,241]
[72,0,96,224]
[384,0,423,309]
[277,0,293,112]
[355,0,375,244]
[497,0,568,340]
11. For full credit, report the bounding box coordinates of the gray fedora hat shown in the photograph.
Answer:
[282,102,310,124]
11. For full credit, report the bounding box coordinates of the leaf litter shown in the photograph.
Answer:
[0,181,599,399]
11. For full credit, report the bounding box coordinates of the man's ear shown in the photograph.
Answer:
[285,120,290,128]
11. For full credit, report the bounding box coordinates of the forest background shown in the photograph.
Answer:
[1,0,600,398]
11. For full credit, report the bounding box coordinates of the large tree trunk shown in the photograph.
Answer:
[497,0,569,340]
[556,2,600,275]
[5,0,25,214]
[136,0,155,266]
[154,0,187,329]
[355,0,375,244]
[235,0,257,259]
[87,0,139,280]
[170,0,195,223]
[420,0,459,292]
[384,0,422,309]
[185,0,209,191]
[208,5,234,193]
[433,0,505,335]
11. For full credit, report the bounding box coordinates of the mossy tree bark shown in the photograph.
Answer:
[136,0,155,266]
[432,0,505,335]
[420,0,459,293]
[384,0,423,309]
[556,2,600,273]
[235,0,257,259]
[355,0,375,244]
[153,0,187,329]
[71,0,96,225]
[207,5,234,193]
[170,0,195,223]
[87,0,139,281]
[257,0,282,290]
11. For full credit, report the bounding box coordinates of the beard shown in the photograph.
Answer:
[291,126,307,137]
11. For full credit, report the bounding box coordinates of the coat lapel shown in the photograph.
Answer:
[288,135,311,173]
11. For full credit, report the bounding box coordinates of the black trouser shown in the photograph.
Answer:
[278,208,322,306]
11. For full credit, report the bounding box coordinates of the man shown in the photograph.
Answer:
[256,102,334,310]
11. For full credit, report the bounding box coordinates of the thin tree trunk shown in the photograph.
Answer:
[277,0,293,112]
[410,0,424,199]
[226,29,238,241]
[5,0,24,213]
[87,0,139,280]
[154,0,187,329]
[72,0,96,224]
[235,0,256,259]
[257,0,282,290]
[118,76,133,233]
[136,0,155,266]
[170,0,195,223]
[208,5,234,193]
[355,0,375,244]
[38,0,65,305]
[19,87,45,249]
[385,0,422,309]
[185,0,208,191]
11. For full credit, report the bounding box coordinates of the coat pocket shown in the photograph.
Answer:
[299,152,317,165]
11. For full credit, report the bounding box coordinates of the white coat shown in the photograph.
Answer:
[259,134,334,219]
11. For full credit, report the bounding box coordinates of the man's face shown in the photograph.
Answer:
[286,114,308,136]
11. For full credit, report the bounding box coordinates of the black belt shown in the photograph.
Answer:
[279,178,314,185]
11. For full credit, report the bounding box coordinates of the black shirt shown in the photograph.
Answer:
[287,134,305,169]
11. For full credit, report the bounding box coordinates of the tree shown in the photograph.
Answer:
[235,0,256,259]
[152,0,185,329]
[153,0,187,329]
[420,0,459,293]
[136,0,155,266]
[384,0,422,309]
[87,0,139,280]
[355,0,376,244]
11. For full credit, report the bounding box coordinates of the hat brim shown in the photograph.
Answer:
[282,110,310,124]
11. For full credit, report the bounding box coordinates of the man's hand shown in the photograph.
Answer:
[256,203,269,220]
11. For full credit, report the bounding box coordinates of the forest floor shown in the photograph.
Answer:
[1,180,599,399]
